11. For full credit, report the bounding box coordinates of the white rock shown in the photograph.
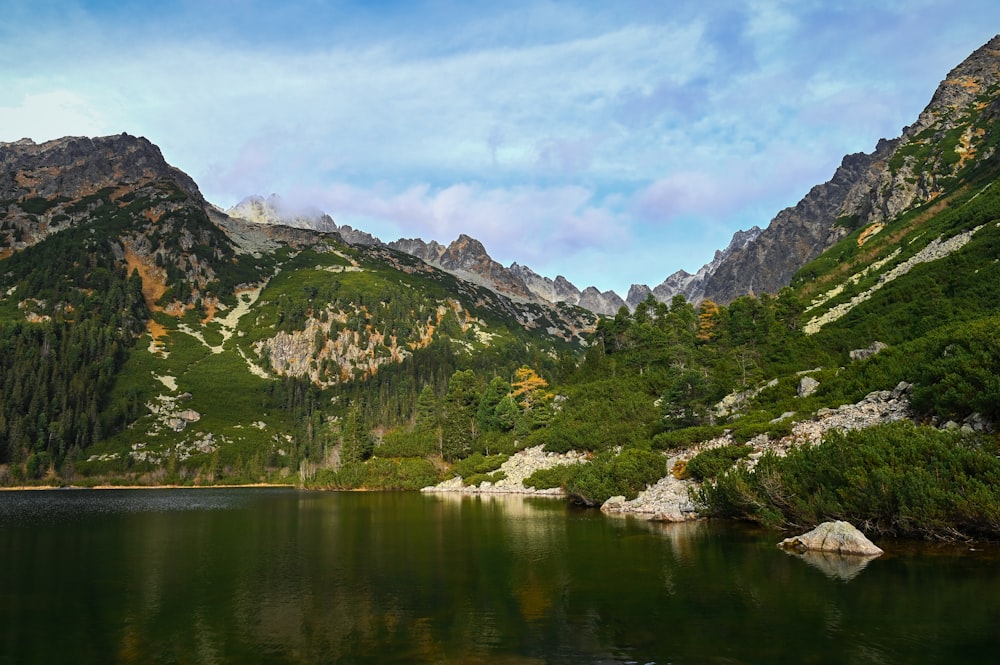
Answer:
[798,376,820,398]
[779,521,884,556]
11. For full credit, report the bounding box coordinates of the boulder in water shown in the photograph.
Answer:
[778,521,883,556]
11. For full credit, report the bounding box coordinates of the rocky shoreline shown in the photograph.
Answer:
[425,384,920,521]
[602,383,915,521]
[420,445,588,496]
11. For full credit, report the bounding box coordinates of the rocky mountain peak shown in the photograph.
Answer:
[646,225,762,305]
[919,34,1000,130]
[838,34,1000,229]
[578,286,627,316]
[625,284,652,309]
[0,133,203,204]
[387,234,537,301]
[226,194,337,232]
[438,234,489,271]
[0,133,212,255]
[649,36,1000,306]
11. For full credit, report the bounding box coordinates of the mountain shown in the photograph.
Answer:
[1,134,203,254]
[662,33,1000,305]
[386,234,541,302]
[0,133,597,484]
[626,226,763,308]
[226,194,379,245]
[227,193,630,315]
[371,27,1000,313]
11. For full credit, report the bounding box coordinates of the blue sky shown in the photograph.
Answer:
[2,1,999,295]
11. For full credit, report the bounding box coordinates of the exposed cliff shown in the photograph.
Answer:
[700,151,879,303]
[641,226,762,306]
[685,34,1000,305]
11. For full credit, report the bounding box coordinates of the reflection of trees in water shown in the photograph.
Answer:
[15,490,1000,664]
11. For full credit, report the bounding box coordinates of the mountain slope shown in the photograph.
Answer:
[680,34,1000,305]
[0,134,596,483]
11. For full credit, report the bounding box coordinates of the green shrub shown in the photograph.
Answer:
[377,428,438,458]
[533,379,659,453]
[451,452,508,479]
[522,463,581,490]
[652,425,726,451]
[909,318,1000,422]
[464,470,507,487]
[685,444,752,480]
[696,422,1000,539]
[565,448,667,506]
[730,420,770,443]
[310,457,441,490]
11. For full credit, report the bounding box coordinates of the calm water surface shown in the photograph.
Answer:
[1,488,999,664]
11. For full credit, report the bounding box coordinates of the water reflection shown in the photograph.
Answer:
[2,490,1000,664]
[784,549,880,582]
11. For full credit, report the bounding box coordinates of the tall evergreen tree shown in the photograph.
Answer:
[441,370,482,461]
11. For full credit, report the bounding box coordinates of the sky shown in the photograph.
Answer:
[2,1,999,295]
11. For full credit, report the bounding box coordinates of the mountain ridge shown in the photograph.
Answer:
[231,33,1000,312]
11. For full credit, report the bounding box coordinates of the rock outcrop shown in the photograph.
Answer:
[797,376,820,398]
[849,341,889,361]
[601,469,699,522]
[600,383,913,522]
[779,521,884,556]
[421,445,588,496]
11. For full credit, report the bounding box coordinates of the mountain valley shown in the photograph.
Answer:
[2,36,1000,540]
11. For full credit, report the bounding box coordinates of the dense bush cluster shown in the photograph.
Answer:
[696,422,1000,540]
[683,444,752,481]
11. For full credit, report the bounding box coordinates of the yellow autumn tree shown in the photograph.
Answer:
[510,366,550,410]
[697,299,721,342]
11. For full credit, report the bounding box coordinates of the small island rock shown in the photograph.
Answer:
[779,521,883,556]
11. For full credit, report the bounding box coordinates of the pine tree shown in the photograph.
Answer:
[476,376,511,432]
[441,370,482,461]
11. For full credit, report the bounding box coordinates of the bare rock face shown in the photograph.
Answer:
[652,226,763,305]
[701,150,877,304]
[0,134,203,203]
[779,521,884,556]
[577,286,627,316]
[660,35,1000,306]
[509,263,583,304]
[625,284,652,309]
[389,234,538,301]
[797,376,820,398]
[1,134,209,251]
[850,341,889,361]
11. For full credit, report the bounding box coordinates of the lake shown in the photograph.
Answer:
[1,488,998,664]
